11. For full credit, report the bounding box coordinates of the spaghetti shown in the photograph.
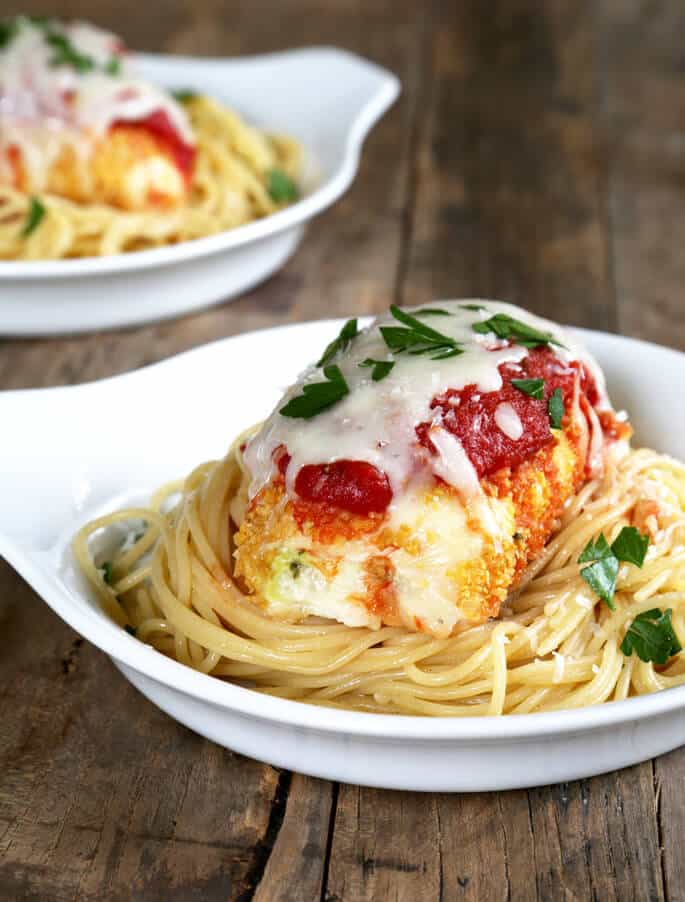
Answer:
[73,443,685,717]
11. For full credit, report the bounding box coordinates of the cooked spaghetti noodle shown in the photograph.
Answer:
[73,443,685,717]
[0,95,301,260]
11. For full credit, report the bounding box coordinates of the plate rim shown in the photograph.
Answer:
[0,45,400,279]
[3,320,685,741]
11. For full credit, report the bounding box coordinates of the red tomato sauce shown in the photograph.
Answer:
[294,460,392,516]
[417,348,588,478]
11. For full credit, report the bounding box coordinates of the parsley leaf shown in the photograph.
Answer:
[578,532,613,564]
[548,388,564,429]
[511,378,545,400]
[0,18,19,49]
[101,561,113,585]
[104,57,121,76]
[412,307,451,317]
[172,89,198,103]
[380,305,463,360]
[280,365,349,419]
[621,608,682,665]
[472,313,565,349]
[21,198,45,237]
[317,319,358,367]
[359,358,395,381]
[578,527,650,609]
[611,527,649,567]
[46,31,95,72]
[267,168,299,204]
[580,556,619,609]
[459,303,487,312]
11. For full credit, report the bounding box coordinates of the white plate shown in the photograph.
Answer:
[1,319,684,791]
[0,49,399,336]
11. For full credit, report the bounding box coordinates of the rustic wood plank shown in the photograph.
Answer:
[251,776,334,902]
[325,785,443,901]
[402,0,615,333]
[654,749,685,902]
[599,0,685,349]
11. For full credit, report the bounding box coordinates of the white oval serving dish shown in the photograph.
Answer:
[1,318,684,791]
[0,49,399,336]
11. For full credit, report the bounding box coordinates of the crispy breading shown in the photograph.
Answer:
[234,430,585,636]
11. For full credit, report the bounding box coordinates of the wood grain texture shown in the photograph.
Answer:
[2,0,685,900]
[600,0,685,348]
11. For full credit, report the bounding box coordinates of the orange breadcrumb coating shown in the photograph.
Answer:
[234,429,586,635]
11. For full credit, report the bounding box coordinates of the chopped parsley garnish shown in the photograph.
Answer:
[289,559,303,578]
[380,305,463,360]
[267,168,299,204]
[472,313,565,349]
[21,198,45,237]
[548,388,564,429]
[104,57,122,76]
[611,528,650,568]
[412,307,451,317]
[280,365,349,419]
[621,608,682,665]
[460,303,487,312]
[511,378,544,400]
[1,16,53,51]
[578,527,649,610]
[359,358,395,382]
[317,319,358,367]
[101,561,114,585]
[0,18,19,49]
[172,89,198,103]
[124,624,137,637]
[46,31,95,72]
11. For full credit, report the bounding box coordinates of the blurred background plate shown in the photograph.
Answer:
[0,48,399,336]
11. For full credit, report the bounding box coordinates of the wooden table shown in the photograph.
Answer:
[2,1,684,898]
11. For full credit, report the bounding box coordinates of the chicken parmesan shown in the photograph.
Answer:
[75,301,685,717]
[0,16,300,259]
[233,301,629,637]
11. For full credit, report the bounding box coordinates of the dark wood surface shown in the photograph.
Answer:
[2,1,684,899]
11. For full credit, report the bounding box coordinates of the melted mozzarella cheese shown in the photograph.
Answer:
[256,479,517,636]
[245,300,611,525]
[263,546,378,628]
[495,402,523,440]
